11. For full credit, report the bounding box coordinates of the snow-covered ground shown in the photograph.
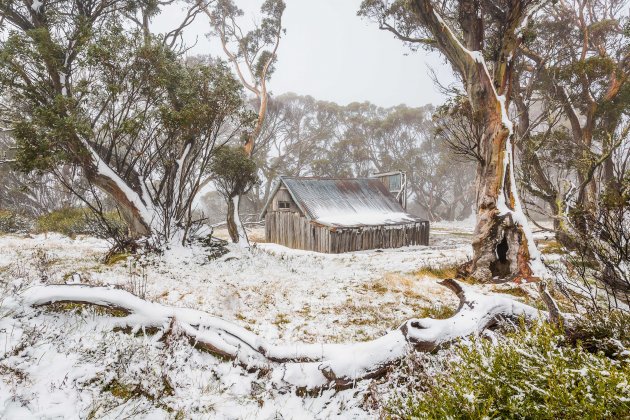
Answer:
[0,221,547,418]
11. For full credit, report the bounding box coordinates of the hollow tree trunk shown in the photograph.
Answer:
[408,0,545,282]
[465,58,542,281]
[471,119,536,280]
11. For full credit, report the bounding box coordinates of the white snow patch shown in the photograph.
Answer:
[0,228,477,418]
[316,210,417,227]
[31,0,42,12]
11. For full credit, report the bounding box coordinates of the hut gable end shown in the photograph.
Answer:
[270,187,301,214]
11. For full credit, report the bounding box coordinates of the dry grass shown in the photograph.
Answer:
[104,252,131,266]
[539,240,567,255]
[366,272,423,298]
[45,302,128,317]
[273,313,291,326]
[417,304,457,319]
[414,265,459,280]
[495,286,529,299]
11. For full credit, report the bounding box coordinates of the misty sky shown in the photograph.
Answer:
[154,0,455,108]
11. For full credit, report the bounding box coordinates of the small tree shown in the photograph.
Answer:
[0,0,251,245]
[198,0,285,245]
[209,145,259,245]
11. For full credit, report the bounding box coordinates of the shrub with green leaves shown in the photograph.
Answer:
[36,208,127,238]
[388,321,630,419]
[0,210,32,233]
[36,208,90,236]
[567,310,630,360]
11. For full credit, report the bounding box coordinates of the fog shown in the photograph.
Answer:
[153,0,455,107]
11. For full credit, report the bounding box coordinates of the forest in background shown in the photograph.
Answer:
[0,0,628,416]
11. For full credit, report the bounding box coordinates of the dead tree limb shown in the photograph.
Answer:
[18,279,546,390]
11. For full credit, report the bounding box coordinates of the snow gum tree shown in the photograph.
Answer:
[512,0,629,247]
[198,0,285,246]
[360,0,547,281]
[209,145,258,245]
[0,0,252,244]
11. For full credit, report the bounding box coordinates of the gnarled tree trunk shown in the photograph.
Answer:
[77,137,154,239]
[471,122,537,280]
[88,172,152,237]
[409,0,545,281]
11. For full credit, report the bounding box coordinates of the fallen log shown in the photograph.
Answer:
[16,279,546,390]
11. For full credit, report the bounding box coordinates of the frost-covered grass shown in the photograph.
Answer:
[1,222,614,418]
[0,228,473,345]
[0,224,477,418]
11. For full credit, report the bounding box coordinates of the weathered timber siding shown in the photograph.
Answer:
[265,211,331,252]
[265,211,429,253]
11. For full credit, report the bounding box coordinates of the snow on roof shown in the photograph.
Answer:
[261,176,426,228]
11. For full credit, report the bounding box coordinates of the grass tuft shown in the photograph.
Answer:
[414,265,458,279]
[540,240,567,255]
[417,305,456,319]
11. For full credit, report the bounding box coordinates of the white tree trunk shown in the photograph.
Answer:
[232,195,249,247]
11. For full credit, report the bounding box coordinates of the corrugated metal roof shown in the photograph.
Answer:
[262,176,426,227]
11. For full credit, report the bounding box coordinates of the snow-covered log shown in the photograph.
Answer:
[18,279,545,390]
[401,279,540,351]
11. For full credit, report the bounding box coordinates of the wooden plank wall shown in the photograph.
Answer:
[265,211,331,252]
[265,211,429,253]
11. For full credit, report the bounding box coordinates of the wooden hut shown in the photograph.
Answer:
[260,176,429,253]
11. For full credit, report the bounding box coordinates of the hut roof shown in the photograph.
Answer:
[260,176,426,228]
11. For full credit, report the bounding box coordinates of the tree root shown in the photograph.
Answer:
[18,279,547,391]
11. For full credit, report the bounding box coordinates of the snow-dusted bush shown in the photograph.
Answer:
[388,321,630,418]
[0,210,32,233]
[36,207,127,239]
[566,310,630,360]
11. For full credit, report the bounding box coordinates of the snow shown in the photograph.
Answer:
[232,195,249,247]
[316,210,416,227]
[78,136,156,233]
[0,222,551,417]
[31,0,42,12]
[59,72,67,96]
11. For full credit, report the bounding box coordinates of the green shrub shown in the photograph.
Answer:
[567,310,630,360]
[0,210,32,233]
[36,207,127,238]
[388,321,630,419]
[37,207,89,236]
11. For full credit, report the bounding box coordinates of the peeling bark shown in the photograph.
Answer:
[408,0,545,281]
